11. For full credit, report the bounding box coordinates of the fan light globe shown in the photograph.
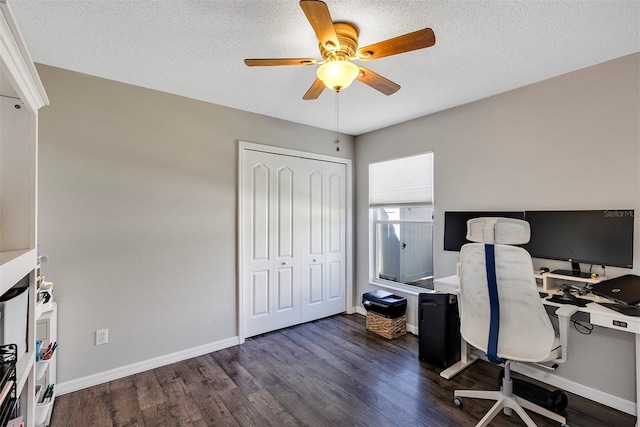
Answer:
[316,60,359,91]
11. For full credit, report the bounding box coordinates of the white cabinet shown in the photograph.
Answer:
[0,1,49,426]
[241,147,348,338]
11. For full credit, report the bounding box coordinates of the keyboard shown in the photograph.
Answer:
[547,294,589,307]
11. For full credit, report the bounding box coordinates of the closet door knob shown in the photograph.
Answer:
[313,259,317,262]
[281,262,287,266]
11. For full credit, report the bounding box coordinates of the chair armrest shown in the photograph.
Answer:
[552,305,579,364]
[555,305,579,318]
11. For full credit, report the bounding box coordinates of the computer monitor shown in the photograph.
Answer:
[443,211,525,251]
[523,210,634,277]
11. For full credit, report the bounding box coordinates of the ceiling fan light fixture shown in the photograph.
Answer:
[316,59,359,92]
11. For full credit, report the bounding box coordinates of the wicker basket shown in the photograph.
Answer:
[366,312,407,339]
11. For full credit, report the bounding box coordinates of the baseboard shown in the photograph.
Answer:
[353,306,418,335]
[56,336,240,396]
[406,323,418,335]
[512,360,636,416]
[354,305,367,317]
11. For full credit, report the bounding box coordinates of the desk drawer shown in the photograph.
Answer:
[590,312,640,334]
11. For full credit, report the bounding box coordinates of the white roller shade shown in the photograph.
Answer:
[369,152,433,207]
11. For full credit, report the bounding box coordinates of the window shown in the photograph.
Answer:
[369,153,434,289]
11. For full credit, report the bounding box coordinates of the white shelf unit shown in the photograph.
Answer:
[34,303,56,427]
[0,0,49,426]
[538,271,608,303]
[540,272,604,290]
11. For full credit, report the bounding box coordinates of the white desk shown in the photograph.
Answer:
[434,274,640,426]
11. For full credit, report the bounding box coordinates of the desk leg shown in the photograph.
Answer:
[440,336,479,379]
[635,334,640,427]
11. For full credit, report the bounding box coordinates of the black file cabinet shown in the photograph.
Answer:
[418,292,461,368]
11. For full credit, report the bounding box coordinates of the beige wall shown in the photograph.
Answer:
[36,64,354,384]
[354,53,640,402]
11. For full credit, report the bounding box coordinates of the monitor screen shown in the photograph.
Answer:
[523,210,634,269]
[444,211,525,251]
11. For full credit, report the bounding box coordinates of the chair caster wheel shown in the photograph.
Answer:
[549,389,568,412]
[453,397,463,407]
[561,424,569,427]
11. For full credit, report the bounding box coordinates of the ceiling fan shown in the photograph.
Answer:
[244,0,436,100]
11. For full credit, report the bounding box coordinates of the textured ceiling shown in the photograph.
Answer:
[9,0,640,136]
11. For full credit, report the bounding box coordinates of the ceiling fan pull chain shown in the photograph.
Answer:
[335,91,340,152]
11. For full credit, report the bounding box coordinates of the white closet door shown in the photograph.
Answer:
[300,160,346,322]
[272,155,302,330]
[242,151,302,337]
[299,159,326,322]
[242,149,346,337]
[242,150,274,337]
[323,162,347,316]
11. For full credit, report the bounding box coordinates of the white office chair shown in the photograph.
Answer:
[454,217,578,427]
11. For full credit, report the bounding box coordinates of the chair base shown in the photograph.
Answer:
[454,389,568,427]
[499,368,568,413]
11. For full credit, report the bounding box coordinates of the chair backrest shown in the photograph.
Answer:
[459,217,556,363]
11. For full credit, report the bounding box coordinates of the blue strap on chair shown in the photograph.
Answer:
[485,243,504,364]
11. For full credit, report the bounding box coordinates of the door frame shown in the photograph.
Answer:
[237,141,354,343]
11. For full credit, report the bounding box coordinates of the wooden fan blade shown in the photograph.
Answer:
[244,58,318,66]
[357,28,435,61]
[302,79,325,101]
[299,0,340,50]
[357,67,400,95]
[303,78,326,100]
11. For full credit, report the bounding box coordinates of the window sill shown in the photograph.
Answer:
[368,280,429,296]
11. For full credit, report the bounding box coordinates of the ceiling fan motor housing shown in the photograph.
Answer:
[320,22,359,60]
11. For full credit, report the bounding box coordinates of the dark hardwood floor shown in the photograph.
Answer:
[49,314,634,426]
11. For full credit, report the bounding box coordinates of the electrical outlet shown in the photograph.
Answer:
[96,329,108,345]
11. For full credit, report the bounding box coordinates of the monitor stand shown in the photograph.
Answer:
[552,269,592,279]
[552,261,592,279]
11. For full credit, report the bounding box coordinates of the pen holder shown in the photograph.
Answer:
[35,384,43,404]
[35,388,55,426]
[35,359,50,381]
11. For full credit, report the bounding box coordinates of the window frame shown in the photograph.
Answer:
[368,152,435,294]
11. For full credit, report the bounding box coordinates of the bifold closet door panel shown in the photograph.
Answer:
[271,155,302,330]
[242,150,303,337]
[300,160,347,323]
[242,149,275,337]
[299,159,326,322]
[324,162,347,316]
